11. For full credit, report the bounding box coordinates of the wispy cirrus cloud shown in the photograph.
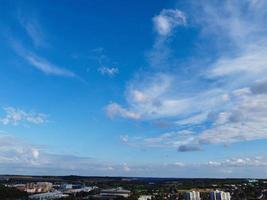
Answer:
[7,10,77,78]
[11,39,76,77]
[17,13,46,48]
[0,106,47,126]
[25,53,76,77]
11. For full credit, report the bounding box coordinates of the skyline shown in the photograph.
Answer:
[0,0,267,178]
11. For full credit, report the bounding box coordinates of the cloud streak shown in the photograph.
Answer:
[11,40,76,77]
[25,54,76,77]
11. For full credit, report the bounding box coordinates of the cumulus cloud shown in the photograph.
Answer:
[98,66,119,77]
[0,106,47,126]
[153,9,186,36]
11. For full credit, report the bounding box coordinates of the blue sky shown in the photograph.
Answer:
[0,0,267,178]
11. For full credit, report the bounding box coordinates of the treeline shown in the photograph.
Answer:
[0,184,28,199]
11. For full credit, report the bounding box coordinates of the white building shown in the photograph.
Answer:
[210,191,231,200]
[138,195,152,200]
[185,191,201,200]
[100,187,131,198]
[29,191,68,200]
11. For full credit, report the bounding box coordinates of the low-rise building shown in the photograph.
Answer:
[29,191,68,200]
[185,191,201,200]
[12,182,53,194]
[138,195,152,200]
[36,182,53,193]
[100,187,131,198]
[210,191,231,200]
[13,184,26,192]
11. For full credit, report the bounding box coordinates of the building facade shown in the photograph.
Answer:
[185,191,201,200]
[210,191,231,200]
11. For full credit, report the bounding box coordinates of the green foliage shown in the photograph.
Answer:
[0,184,28,199]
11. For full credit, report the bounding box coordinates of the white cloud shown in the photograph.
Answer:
[173,162,185,167]
[120,135,129,143]
[130,90,149,103]
[0,135,41,166]
[153,9,186,36]
[208,48,267,78]
[207,157,267,168]
[122,163,131,172]
[32,148,40,159]
[109,74,201,120]
[105,103,140,120]
[110,77,228,121]
[0,107,47,126]
[98,66,119,77]
[122,88,267,149]
[196,90,267,145]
